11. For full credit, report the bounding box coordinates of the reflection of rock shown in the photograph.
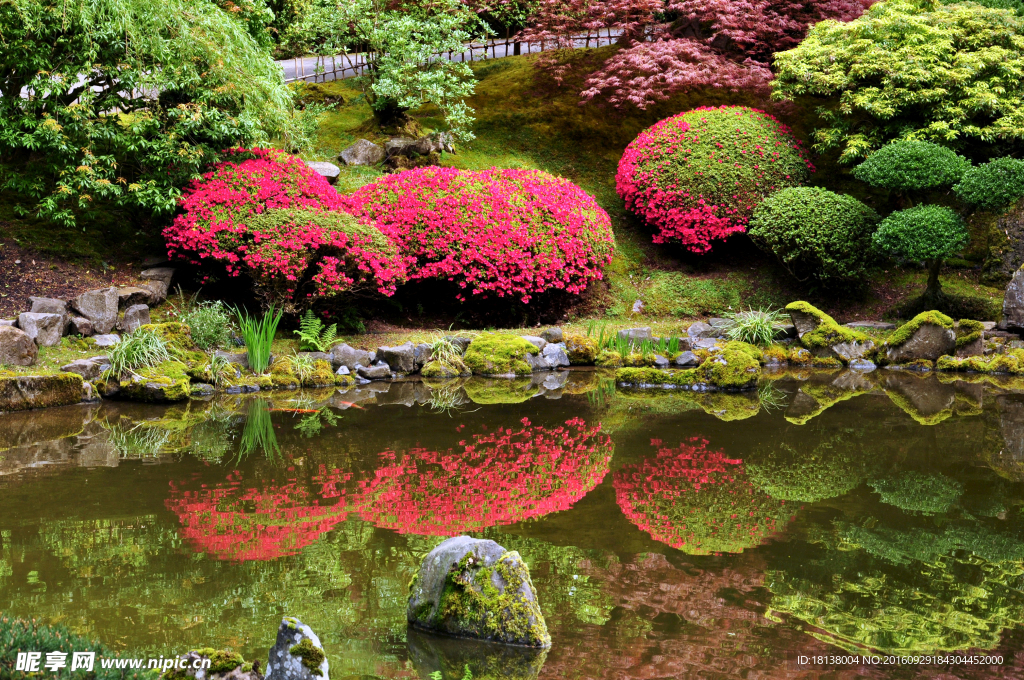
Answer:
[464,377,538,405]
[883,372,956,425]
[993,395,1024,481]
[784,371,876,425]
[407,627,547,680]
[407,536,551,647]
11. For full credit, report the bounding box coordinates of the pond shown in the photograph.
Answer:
[1,368,1023,679]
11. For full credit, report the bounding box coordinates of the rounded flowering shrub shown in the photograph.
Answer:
[613,438,795,554]
[343,167,615,303]
[617,106,813,253]
[165,467,350,561]
[350,418,613,535]
[164,148,405,308]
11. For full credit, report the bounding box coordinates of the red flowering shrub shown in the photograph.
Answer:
[343,167,615,303]
[165,467,349,561]
[616,106,813,253]
[164,148,405,307]
[613,438,795,554]
[350,418,613,535]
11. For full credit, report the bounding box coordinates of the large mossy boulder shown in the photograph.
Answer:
[407,536,551,648]
[0,325,38,365]
[785,301,874,362]
[883,311,956,363]
[0,373,83,411]
[266,617,329,680]
[463,334,540,377]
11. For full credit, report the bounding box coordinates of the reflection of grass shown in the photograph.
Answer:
[103,420,172,459]
[294,407,340,438]
[239,400,280,461]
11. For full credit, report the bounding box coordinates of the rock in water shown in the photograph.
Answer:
[1004,265,1024,330]
[407,536,551,648]
[266,617,328,680]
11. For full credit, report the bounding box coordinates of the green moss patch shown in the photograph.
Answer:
[937,350,1024,375]
[0,373,83,411]
[463,333,539,376]
[785,301,869,349]
[288,638,325,676]
[954,318,985,348]
[885,311,954,348]
[564,333,598,364]
[119,360,191,402]
[615,348,760,390]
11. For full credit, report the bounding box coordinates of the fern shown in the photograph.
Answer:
[294,309,338,352]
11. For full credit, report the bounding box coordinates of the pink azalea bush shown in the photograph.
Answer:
[617,106,813,253]
[164,148,405,307]
[343,167,615,303]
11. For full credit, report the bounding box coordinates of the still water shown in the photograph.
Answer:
[1,368,1023,679]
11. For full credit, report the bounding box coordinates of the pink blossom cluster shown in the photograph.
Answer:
[163,148,404,304]
[522,0,871,109]
[343,167,616,303]
[616,106,812,253]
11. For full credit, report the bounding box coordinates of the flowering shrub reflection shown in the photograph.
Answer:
[351,418,612,535]
[614,438,794,554]
[165,467,349,561]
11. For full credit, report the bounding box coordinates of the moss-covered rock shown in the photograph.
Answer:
[762,344,789,365]
[883,311,956,364]
[785,301,873,363]
[160,648,258,680]
[937,350,1024,375]
[954,318,986,357]
[407,536,551,648]
[595,349,623,367]
[421,355,472,378]
[615,348,760,390]
[0,373,84,411]
[117,360,191,402]
[464,333,539,376]
[564,333,598,364]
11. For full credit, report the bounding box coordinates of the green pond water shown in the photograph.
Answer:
[1,368,1024,679]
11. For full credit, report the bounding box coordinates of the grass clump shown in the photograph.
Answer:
[234,305,283,374]
[718,308,787,346]
[106,327,170,377]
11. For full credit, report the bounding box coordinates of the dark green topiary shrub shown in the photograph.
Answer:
[852,140,971,192]
[873,205,968,262]
[954,157,1024,212]
[749,187,879,283]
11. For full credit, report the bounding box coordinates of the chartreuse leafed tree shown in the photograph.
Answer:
[772,0,1024,162]
[855,141,972,306]
[0,0,295,229]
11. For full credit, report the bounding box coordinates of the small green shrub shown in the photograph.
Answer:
[294,309,337,352]
[106,327,171,377]
[853,140,971,192]
[953,157,1024,212]
[749,187,879,283]
[180,301,232,350]
[873,205,969,262]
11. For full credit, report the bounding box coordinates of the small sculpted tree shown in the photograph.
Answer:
[521,0,870,109]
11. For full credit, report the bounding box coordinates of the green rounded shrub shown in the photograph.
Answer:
[749,187,879,283]
[853,141,971,192]
[953,157,1024,211]
[872,204,968,261]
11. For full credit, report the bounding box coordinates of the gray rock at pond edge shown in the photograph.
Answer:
[520,335,547,351]
[886,323,956,363]
[849,358,877,373]
[414,342,433,369]
[28,297,70,334]
[525,352,551,371]
[214,350,249,368]
[306,161,341,185]
[686,322,717,339]
[1004,265,1024,330]
[121,304,150,333]
[70,316,94,336]
[407,536,551,648]
[92,334,121,348]
[60,357,108,381]
[266,617,329,680]
[617,327,652,343]
[340,139,385,166]
[116,286,152,309]
[540,327,563,344]
[845,320,897,331]
[330,343,372,370]
[674,351,700,367]
[72,287,119,335]
[335,365,350,376]
[541,343,570,368]
[653,354,670,369]
[17,312,63,347]
[357,362,392,380]
[377,342,416,373]
[0,326,38,366]
[445,336,472,354]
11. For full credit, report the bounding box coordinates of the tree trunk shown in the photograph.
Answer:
[921,258,946,308]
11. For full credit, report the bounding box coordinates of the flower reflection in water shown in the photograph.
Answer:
[352,417,613,536]
[614,437,795,554]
